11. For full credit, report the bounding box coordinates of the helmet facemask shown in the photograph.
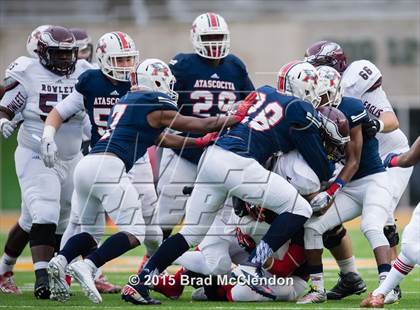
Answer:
[102,52,139,82]
[316,66,343,107]
[192,33,230,59]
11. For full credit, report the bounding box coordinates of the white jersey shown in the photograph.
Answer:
[1,56,93,160]
[342,60,409,158]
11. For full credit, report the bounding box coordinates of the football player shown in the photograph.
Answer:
[121,61,338,305]
[0,24,52,295]
[69,28,94,63]
[297,66,394,304]
[154,12,254,251]
[305,41,411,303]
[44,31,145,294]
[0,26,93,298]
[42,58,254,303]
[361,137,420,308]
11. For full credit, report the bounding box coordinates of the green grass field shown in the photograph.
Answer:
[0,228,419,309]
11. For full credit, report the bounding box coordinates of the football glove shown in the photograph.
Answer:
[362,119,384,138]
[383,152,399,168]
[0,118,17,139]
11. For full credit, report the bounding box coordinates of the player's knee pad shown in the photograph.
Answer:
[29,223,57,247]
[383,225,399,247]
[361,228,389,249]
[144,225,163,256]
[322,225,347,250]
[304,227,324,250]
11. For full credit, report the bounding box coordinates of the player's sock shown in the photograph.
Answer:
[0,253,17,275]
[86,232,133,268]
[373,256,413,296]
[59,232,97,263]
[378,263,391,284]
[34,261,49,271]
[250,212,307,264]
[54,234,63,254]
[337,256,358,274]
[139,233,189,279]
[308,265,324,291]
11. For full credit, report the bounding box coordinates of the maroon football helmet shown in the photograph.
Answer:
[304,41,348,73]
[318,106,350,162]
[70,28,93,63]
[37,26,78,76]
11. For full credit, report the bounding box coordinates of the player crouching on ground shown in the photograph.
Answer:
[42,58,257,303]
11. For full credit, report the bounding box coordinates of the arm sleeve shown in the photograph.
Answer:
[54,89,85,120]
[81,113,92,141]
[0,81,27,118]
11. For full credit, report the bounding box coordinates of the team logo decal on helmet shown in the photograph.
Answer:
[316,66,343,107]
[277,60,321,107]
[96,31,139,82]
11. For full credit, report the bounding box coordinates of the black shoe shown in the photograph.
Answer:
[34,269,51,299]
[327,272,366,300]
[121,284,161,305]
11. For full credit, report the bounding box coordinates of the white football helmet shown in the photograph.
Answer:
[131,58,178,102]
[191,12,230,59]
[96,32,139,82]
[277,60,321,107]
[316,66,343,107]
[26,25,51,58]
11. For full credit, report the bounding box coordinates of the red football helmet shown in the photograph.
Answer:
[318,106,350,162]
[37,26,78,76]
[304,41,348,73]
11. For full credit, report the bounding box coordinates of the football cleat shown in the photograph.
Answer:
[121,284,161,305]
[136,255,149,274]
[296,287,327,304]
[67,260,102,303]
[48,255,70,302]
[191,287,208,301]
[152,268,185,300]
[0,272,22,294]
[34,269,51,299]
[360,292,385,308]
[327,272,367,300]
[384,285,401,304]
[95,273,121,294]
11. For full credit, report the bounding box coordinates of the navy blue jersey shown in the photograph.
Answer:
[216,85,334,183]
[338,97,385,180]
[169,53,255,164]
[75,69,131,147]
[91,91,178,171]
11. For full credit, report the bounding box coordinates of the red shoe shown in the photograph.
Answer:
[0,272,22,294]
[94,273,121,294]
[137,255,149,273]
[360,292,385,308]
[152,267,185,299]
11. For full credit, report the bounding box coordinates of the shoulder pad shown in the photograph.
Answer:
[257,85,276,94]
[286,99,320,129]
[75,69,97,94]
[5,56,36,77]
[342,60,382,97]
[168,53,192,70]
[225,54,248,72]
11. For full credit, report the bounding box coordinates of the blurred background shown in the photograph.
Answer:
[0,0,419,212]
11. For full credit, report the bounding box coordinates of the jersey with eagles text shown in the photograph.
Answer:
[169,53,255,164]
[342,60,409,158]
